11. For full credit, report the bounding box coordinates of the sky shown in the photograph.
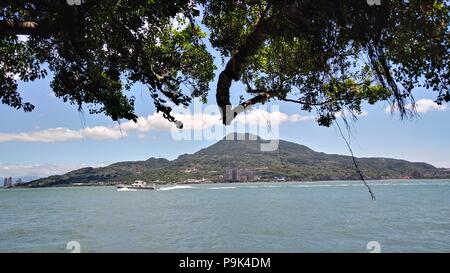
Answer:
[1,21,449,179]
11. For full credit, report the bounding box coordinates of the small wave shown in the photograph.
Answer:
[288,181,450,188]
[375,182,450,187]
[290,184,336,188]
[117,188,137,192]
[157,185,194,191]
[208,186,237,190]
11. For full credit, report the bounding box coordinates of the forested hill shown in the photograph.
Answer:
[24,133,450,187]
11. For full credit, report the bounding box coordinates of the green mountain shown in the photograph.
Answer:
[23,133,450,187]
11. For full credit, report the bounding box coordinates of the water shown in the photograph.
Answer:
[0,180,449,253]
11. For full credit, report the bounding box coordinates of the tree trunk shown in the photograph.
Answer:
[216,17,279,125]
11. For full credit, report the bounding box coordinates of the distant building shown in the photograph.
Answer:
[224,168,238,181]
[3,177,13,188]
[231,168,239,181]
[223,168,255,182]
[183,178,208,184]
[223,168,234,181]
[274,175,286,182]
[238,170,254,182]
[399,175,412,179]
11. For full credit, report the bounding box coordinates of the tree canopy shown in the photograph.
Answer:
[1,0,449,127]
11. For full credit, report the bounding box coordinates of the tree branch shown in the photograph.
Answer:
[227,92,274,123]
[225,88,334,125]
[216,11,280,125]
[280,97,333,106]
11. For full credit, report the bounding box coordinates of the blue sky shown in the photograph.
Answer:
[1,29,449,179]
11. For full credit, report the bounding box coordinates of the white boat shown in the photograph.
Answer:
[116,180,156,190]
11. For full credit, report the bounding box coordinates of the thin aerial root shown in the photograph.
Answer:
[336,120,376,201]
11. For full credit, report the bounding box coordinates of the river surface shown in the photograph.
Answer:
[0,180,449,252]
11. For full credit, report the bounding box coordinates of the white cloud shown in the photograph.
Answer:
[413,99,447,113]
[235,109,315,125]
[82,126,124,140]
[0,128,82,143]
[335,109,369,118]
[0,126,124,143]
[120,110,314,133]
[175,112,221,130]
[385,99,447,114]
[120,112,174,132]
[0,110,313,143]
[0,163,106,179]
[288,114,316,122]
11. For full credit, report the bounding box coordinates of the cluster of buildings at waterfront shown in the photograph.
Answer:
[223,168,255,182]
[3,177,13,188]
[2,177,24,188]
[182,178,210,183]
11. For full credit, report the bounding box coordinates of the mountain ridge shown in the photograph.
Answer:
[23,133,450,187]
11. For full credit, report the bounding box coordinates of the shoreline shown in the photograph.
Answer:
[7,177,450,189]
